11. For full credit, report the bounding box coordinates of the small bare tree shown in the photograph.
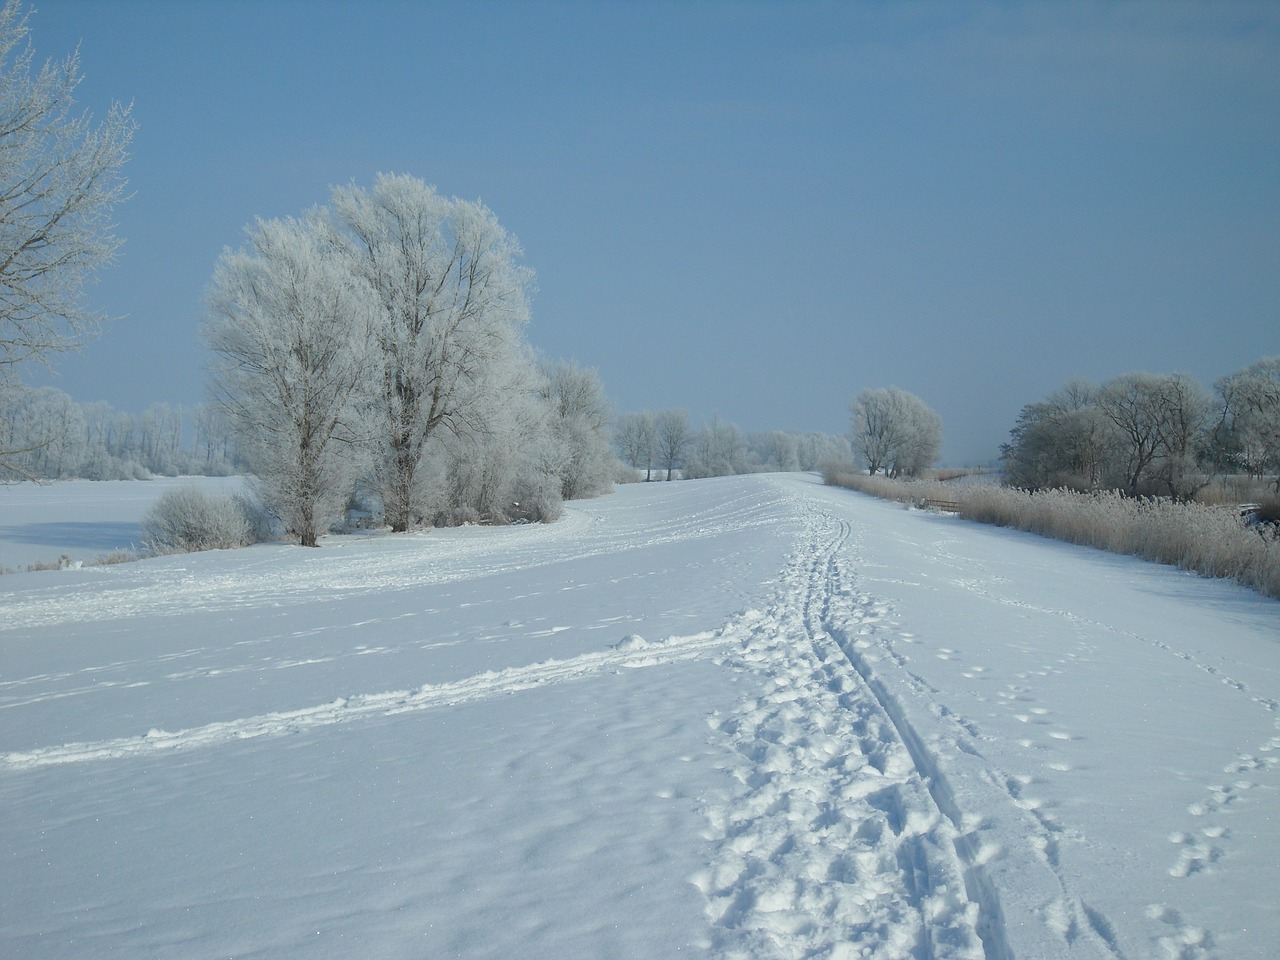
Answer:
[614,410,657,480]
[655,408,691,481]
[1097,372,1212,499]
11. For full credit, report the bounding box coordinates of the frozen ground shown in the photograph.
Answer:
[2,473,1277,959]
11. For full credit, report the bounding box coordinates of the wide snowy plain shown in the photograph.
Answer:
[2,473,1277,959]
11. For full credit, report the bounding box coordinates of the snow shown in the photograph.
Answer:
[2,473,1277,959]
[0,476,243,570]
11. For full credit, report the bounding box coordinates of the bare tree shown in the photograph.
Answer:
[0,0,134,396]
[1151,372,1213,500]
[1216,356,1280,490]
[655,409,691,481]
[205,215,376,547]
[330,174,533,531]
[613,410,657,480]
[749,430,801,473]
[1096,372,1211,499]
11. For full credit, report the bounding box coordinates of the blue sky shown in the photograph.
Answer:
[24,0,1280,464]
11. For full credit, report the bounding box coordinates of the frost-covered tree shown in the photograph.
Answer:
[613,410,657,480]
[1008,373,1214,499]
[655,408,691,480]
[685,415,746,479]
[330,173,534,532]
[537,359,613,500]
[427,373,564,526]
[1002,380,1113,491]
[849,387,942,478]
[1149,373,1213,500]
[205,215,376,547]
[0,384,82,478]
[1215,356,1280,490]
[0,0,134,395]
[190,402,237,476]
[748,430,800,473]
[795,431,853,471]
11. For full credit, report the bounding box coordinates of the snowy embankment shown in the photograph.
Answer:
[2,474,1277,959]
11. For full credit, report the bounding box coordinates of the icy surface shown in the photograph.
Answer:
[2,473,1277,958]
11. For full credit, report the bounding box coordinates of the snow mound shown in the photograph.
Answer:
[612,634,651,651]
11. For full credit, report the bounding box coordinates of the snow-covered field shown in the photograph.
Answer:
[0,476,242,570]
[2,473,1277,959]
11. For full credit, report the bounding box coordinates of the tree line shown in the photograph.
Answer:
[1001,359,1280,499]
[612,408,851,481]
[0,388,236,480]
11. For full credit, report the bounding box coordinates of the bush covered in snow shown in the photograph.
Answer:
[142,486,267,554]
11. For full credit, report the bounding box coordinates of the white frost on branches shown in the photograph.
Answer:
[0,0,134,391]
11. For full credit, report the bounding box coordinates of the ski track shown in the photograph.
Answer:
[698,489,1000,960]
[1,629,734,770]
[696,483,1180,960]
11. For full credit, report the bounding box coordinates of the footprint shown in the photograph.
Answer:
[1147,903,1213,956]
[1168,831,1223,878]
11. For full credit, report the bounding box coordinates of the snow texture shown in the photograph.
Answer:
[2,473,1277,958]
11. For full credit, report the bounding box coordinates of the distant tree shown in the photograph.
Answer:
[749,430,800,473]
[685,415,746,478]
[655,408,691,480]
[613,410,657,480]
[190,402,237,475]
[538,359,613,500]
[1002,380,1112,491]
[1096,372,1212,499]
[0,384,82,478]
[0,0,134,412]
[205,214,376,547]
[329,173,534,532]
[795,431,853,471]
[1149,373,1213,500]
[849,387,942,478]
[1215,356,1280,490]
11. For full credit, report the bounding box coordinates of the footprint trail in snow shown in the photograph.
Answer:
[697,494,1001,959]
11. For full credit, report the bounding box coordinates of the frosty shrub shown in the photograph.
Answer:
[142,486,264,554]
[509,468,564,523]
[825,473,1280,600]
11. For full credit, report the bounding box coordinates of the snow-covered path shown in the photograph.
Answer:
[3,474,1277,958]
